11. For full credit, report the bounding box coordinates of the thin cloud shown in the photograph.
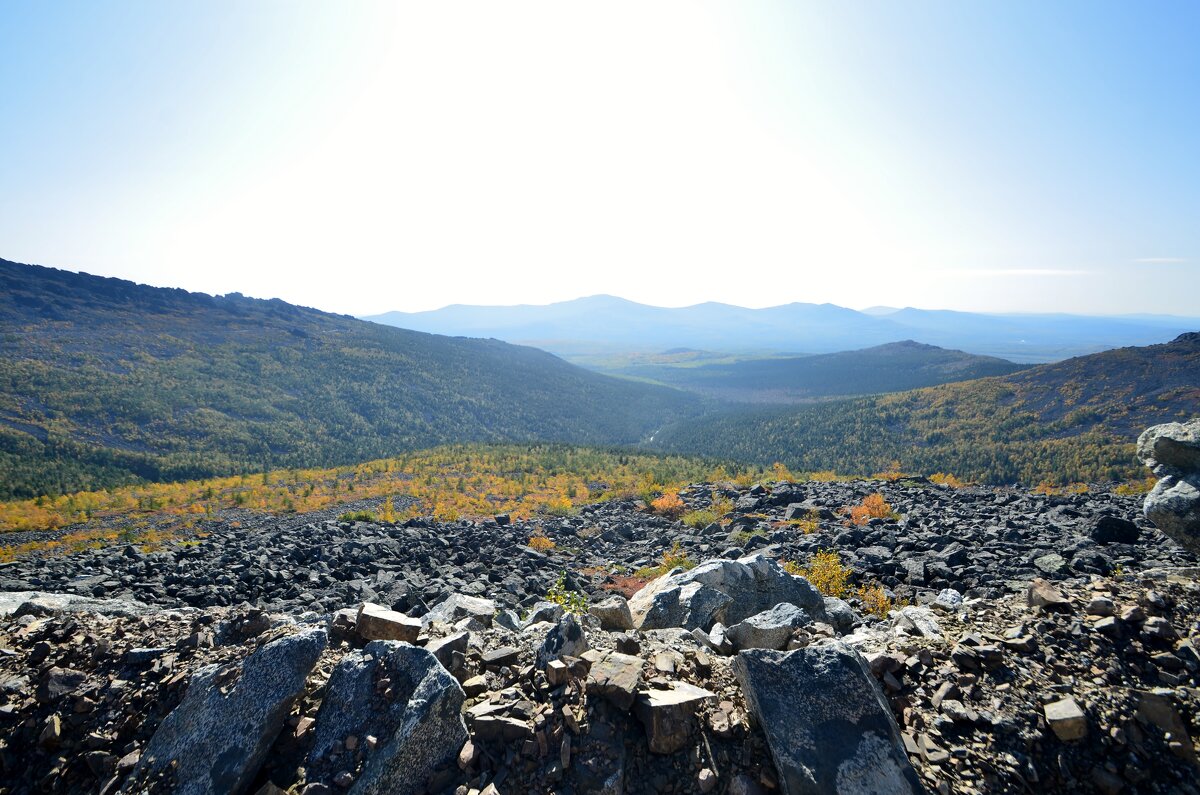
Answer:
[944,268,1090,278]
[1133,257,1187,264]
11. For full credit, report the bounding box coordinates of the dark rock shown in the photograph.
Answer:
[1091,516,1140,544]
[307,640,467,795]
[733,643,925,795]
[537,613,589,667]
[133,629,327,795]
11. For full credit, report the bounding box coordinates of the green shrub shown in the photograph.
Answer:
[546,572,589,615]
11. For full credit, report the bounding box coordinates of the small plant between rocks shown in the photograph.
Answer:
[545,571,588,614]
[786,550,849,598]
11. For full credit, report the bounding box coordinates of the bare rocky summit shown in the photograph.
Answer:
[1,476,1198,794]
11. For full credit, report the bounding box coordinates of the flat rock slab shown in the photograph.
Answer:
[733,643,925,795]
[0,591,160,618]
[133,629,327,795]
[356,602,420,642]
[307,640,466,795]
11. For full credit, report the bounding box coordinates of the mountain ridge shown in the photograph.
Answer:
[651,332,1200,484]
[365,296,1200,363]
[0,259,700,499]
[598,340,1026,403]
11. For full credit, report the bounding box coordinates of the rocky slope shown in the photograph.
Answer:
[1,480,1198,794]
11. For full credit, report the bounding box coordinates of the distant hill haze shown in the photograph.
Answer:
[651,332,1200,484]
[600,341,1026,403]
[0,260,700,499]
[364,295,1198,364]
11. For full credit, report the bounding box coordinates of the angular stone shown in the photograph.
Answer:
[424,631,469,672]
[587,651,643,711]
[1091,516,1140,544]
[1034,553,1068,575]
[733,643,924,795]
[307,641,466,795]
[470,714,534,742]
[822,597,856,633]
[356,603,420,643]
[727,603,811,651]
[36,667,86,704]
[892,606,942,639]
[133,630,327,795]
[629,554,827,631]
[522,601,564,627]
[481,646,521,668]
[537,614,589,668]
[1027,578,1070,611]
[635,681,715,754]
[423,593,496,628]
[1144,476,1200,552]
[1138,419,1200,476]
[1044,696,1088,741]
[1135,689,1198,765]
[589,595,634,631]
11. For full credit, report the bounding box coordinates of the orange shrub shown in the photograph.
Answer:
[930,472,966,488]
[528,531,555,551]
[848,493,895,526]
[651,492,685,518]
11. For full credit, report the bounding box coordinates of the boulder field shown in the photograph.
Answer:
[0,475,1198,794]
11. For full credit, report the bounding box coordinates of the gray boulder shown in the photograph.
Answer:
[589,594,634,631]
[1139,418,1200,475]
[727,603,811,651]
[307,641,467,795]
[822,597,856,633]
[1139,419,1200,552]
[133,629,327,795]
[423,593,496,627]
[522,601,564,627]
[630,554,827,631]
[0,591,160,619]
[733,643,925,795]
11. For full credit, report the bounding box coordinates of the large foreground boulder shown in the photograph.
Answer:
[630,554,827,631]
[1139,419,1200,552]
[132,629,327,795]
[733,643,925,795]
[307,640,467,795]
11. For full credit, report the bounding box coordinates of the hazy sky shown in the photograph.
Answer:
[2,2,1197,315]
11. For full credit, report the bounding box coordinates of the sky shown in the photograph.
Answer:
[1,1,1197,316]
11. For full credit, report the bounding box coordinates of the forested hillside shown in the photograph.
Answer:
[0,260,699,499]
[604,341,1024,402]
[652,333,1200,484]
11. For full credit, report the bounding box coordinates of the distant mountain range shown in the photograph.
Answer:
[364,295,1198,363]
[602,341,1027,403]
[652,333,1200,484]
[0,260,699,499]
[3,258,1196,499]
